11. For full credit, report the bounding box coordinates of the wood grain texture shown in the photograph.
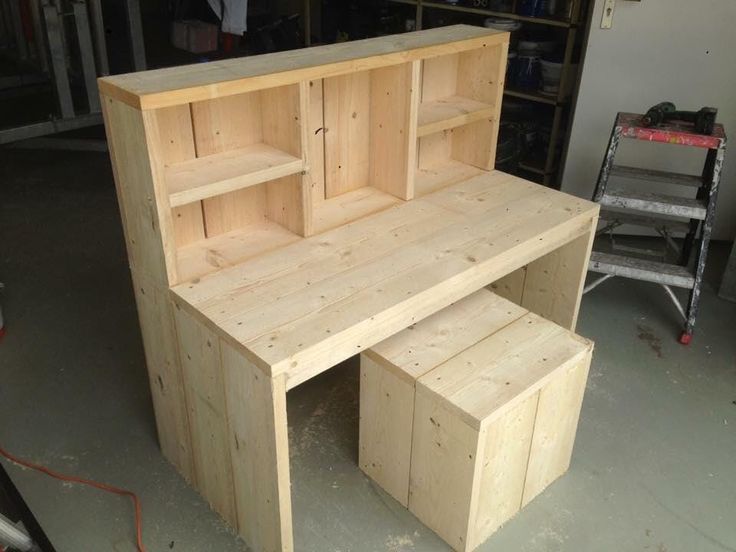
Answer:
[151,104,205,246]
[222,343,293,552]
[174,306,237,525]
[192,91,267,236]
[417,95,495,137]
[489,267,527,305]
[470,393,537,549]
[522,351,592,507]
[130,271,194,481]
[102,96,178,285]
[312,186,401,234]
[167,144,303,207]
[367,289,526,382]
[420,53,459,102]
[172,173,598,385]
[409,388,481,551]
[323,71,370,197]
[417,312,591,430]
[176,220,300,282]
[359,354,415,507]
[369,62,418,200]
[452,42,506,170]
[521,221,597,331]
[306,79,327,205]
[100,25,507,109]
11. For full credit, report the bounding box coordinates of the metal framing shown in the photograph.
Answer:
[0,0,146,145]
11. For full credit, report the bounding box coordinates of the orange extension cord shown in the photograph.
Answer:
[0,445,146,552]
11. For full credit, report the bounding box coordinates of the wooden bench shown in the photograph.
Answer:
[361,289,593,551]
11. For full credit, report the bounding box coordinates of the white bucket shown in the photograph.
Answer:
[540,59,563,94]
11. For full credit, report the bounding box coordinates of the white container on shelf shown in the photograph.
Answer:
[540,59,563,94]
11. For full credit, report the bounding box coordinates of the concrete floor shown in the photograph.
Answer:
[1,147,735,552]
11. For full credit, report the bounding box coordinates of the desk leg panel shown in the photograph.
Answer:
[520,217,597,331]
[174,306,238,526]
[131,272,195,483]
[222,343,294,552]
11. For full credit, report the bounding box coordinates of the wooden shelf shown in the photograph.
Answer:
[417,96,495,137]
[176,220,300,281]
[503,89,561,106]
[414,1,575,27]
[415,159,484,197]
[167,143,304,208]
[519,158,557,176]
[313,187,402,234]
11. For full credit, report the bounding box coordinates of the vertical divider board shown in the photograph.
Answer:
[369,61,420,201]
[306,78,327,207]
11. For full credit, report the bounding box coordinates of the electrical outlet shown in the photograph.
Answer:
[601,0,615,28]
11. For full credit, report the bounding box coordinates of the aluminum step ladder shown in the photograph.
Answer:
[584,112,726,344]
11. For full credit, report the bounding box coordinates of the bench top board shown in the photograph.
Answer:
[171,171,598,390]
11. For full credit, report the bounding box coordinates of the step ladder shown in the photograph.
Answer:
[584,112,726,345]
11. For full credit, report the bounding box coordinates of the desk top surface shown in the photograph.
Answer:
[171,171,598,389]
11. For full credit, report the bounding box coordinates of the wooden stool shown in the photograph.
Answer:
[360,289,593,552]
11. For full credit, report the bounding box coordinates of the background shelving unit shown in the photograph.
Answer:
[384,0,590,188]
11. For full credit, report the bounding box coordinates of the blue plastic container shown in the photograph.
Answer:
[518,0,548,17]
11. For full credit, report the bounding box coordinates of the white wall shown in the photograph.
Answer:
[562,0,736,240]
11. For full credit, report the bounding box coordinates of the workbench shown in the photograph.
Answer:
[100,25,598,552]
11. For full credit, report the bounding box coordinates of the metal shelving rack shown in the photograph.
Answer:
[385,0,589,187]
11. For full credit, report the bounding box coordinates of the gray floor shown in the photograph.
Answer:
[1,148,735,552]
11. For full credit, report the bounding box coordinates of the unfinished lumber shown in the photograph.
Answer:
[99,25,600,552]
[363,289,593,552]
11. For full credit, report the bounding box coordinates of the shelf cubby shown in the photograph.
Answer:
[312,186,402,234]
[147,82,311,280]
[176,219,301,282]
[415,158,485,197]
[307,61,418,229]
[417,95,495,137]
[166,143,303,208]
[414,44,506,196]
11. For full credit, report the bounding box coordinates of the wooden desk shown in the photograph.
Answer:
[167,172,597,550]
[173,172,596,388]
[100,25,598,552]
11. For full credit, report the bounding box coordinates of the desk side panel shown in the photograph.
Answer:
[173,306,238,526]
[103,95,194,478]
[101,95,178,285]
[520,215,598,331]
[130,272,195,482]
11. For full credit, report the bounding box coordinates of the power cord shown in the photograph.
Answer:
[0,445,146,552]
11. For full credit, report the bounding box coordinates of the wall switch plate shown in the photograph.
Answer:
[601,0,615,28]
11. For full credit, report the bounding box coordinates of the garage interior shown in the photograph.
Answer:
[1,2,735,552]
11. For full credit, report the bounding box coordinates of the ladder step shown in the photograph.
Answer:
[610,165,702,187]
[600,189,707,220]
[599,209,692,233]
[589,251,695,289]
